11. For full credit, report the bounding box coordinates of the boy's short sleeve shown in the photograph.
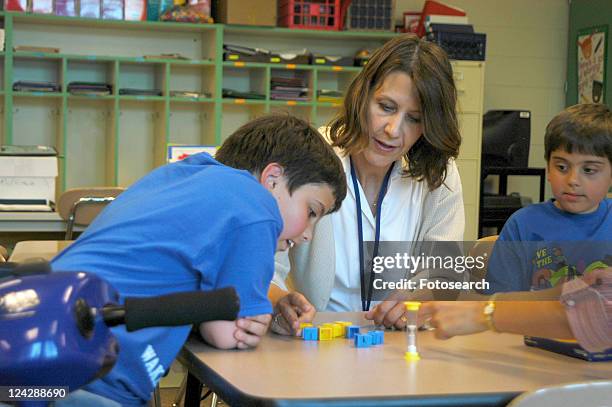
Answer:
[195,220,278,317]
[483,216,531,293]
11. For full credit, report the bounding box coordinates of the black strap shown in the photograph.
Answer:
[349,157,395,311]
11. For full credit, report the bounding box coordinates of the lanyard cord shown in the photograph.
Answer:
[349,157,395,311]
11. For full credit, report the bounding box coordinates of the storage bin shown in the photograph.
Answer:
[278,0,342,31]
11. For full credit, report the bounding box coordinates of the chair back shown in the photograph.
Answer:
[57,187,125,239]
[468,235,499,280]
[507,380,612,407]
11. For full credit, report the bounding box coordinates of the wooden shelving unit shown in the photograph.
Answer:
[0,11,484,238]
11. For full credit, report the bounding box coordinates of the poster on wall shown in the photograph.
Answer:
[577,25,607,104]
[167,145,218,163]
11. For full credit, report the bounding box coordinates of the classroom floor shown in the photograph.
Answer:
[159,386,228,407]
[159,387,181,406]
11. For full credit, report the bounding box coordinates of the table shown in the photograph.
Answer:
[179,312,611,407]
[8,240,74,262]
[0,212,83,250]
[0,212,81,232]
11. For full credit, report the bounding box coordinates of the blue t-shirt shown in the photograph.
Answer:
[51,153,282,406]
[485,199,612,293]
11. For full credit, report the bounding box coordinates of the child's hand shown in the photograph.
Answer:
[419,302,488,339]
[199,320,240,349]
[234,314,272,349]
[270,292,315,336]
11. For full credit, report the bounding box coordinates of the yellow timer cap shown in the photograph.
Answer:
[404,301,421,311]
[404,351,421,361]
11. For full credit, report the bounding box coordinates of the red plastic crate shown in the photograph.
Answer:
[278,0,342,31]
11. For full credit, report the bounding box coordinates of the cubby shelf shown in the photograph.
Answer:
[0,11,485,239]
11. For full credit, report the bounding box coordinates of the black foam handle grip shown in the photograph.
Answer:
[0,260,51,279]
[123,287,240,332]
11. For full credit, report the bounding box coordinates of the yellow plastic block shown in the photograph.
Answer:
[330,323,344,337]
[322,322,342,337]
[318,327,333,341]
[321,322,344,337]
[299,322,313,329]
[336,321,353,336]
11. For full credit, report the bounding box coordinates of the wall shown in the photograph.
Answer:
[395,0,569,201]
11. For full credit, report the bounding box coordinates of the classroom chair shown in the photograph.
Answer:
[468,235,498,281]
[507,380,612,407]
[57,187,125,239]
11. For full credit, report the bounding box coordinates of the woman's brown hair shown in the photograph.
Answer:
[329,34,461,190]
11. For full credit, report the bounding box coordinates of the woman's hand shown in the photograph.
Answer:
[418,302,488,339]
[270,292,315,336]
[365,289,434,329]
[365,301,410,329]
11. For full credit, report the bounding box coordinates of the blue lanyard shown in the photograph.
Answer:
[349,157,395,312]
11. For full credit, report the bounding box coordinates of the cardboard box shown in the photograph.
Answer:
[213,0,276,26]
[0,147,58,205]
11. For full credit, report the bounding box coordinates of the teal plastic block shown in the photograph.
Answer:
[302,326,318,341]
[354,333,372,348]
[346,325,360,339]
[369,330,384,345]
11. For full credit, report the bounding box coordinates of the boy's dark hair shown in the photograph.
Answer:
[215,113,347,213]
[545,103,612,164]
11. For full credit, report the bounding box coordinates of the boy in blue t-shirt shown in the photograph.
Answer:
[51,114,347,406]
[485,103,612,293]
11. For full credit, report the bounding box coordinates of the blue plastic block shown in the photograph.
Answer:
[302,327,319,341]
[369,330,384,345]
[346,325,360,339]
[354,333,372,348]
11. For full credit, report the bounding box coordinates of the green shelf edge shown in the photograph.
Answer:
[169,97,215,103]
[12,91,64,98]
[221,98,267,105]
[118,95,166,102]
[12,51,214,65]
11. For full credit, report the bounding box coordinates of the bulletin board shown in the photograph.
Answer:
[577,25,607,104]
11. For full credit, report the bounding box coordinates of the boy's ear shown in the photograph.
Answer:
[259,163,284,191]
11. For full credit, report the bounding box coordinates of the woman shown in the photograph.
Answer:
[270,34,464,335]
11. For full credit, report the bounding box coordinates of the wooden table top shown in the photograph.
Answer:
[9,240,74,262]
[179,312,611,406]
